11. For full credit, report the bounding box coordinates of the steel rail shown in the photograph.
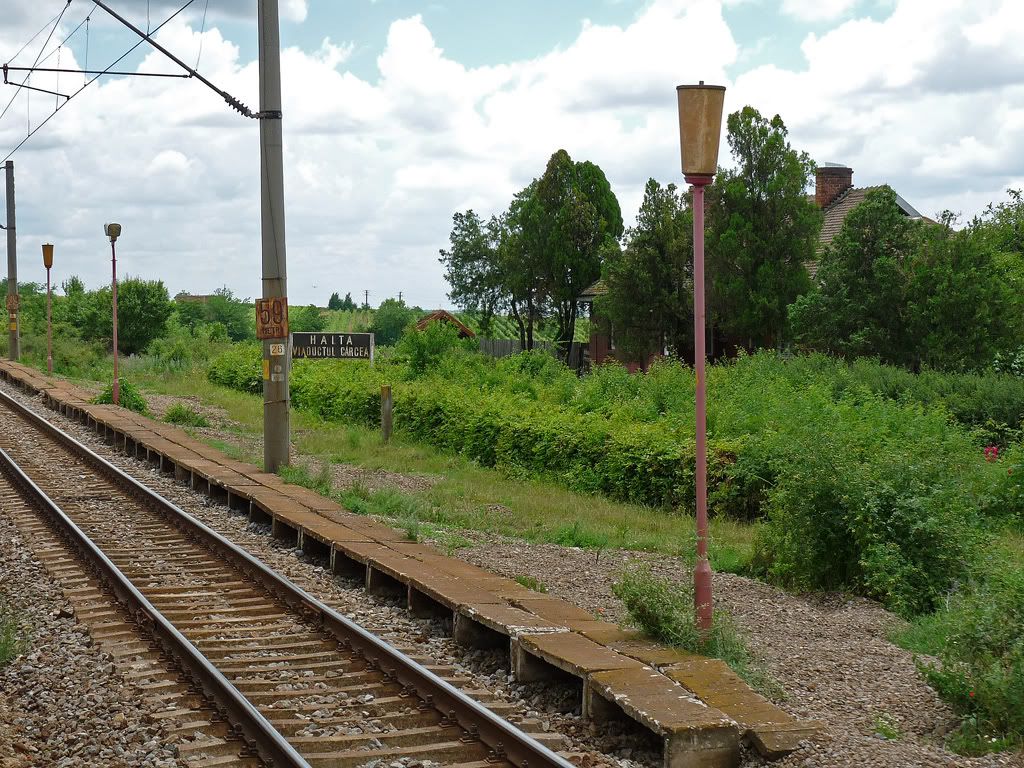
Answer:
[0,389,575,768]
[0,442,311,768]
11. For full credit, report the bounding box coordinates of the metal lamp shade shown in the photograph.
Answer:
[676,84,726,177]
[41,243,53,269]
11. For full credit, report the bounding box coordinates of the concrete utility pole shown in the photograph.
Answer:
[364,289,369,308]
[5,161,19,361]
[259,0,290,473]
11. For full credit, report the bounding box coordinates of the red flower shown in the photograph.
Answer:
[969,691,975,698]
[984,445,999,462]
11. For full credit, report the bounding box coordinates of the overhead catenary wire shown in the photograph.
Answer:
[3,3,67,68]
[0,0,72,126]
[1,3,94,121]
[89,0,260,118]
[1,0,196,163]
[194,0,210,70]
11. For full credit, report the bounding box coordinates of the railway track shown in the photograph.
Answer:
[0,389,573,768]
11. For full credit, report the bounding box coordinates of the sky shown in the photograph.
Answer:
[0,0,1022,309]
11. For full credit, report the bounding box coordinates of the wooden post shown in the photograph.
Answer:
[381,384,393,443]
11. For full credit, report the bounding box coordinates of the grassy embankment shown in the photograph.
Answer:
[127,364,755,569]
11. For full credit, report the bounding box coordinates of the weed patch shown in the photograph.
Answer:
[93,378,148,414]
[514,575,548,593]
[0,606,26,667]
[164,402,210,428]
[279,462,333,498]
[612,565,782,699]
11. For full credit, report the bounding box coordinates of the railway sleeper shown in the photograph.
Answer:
[289,725,475,753]
[302,739,490,768]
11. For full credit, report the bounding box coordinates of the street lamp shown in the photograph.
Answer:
[104,222,122,406]
[677,81,725,632]
[41,243,53,375]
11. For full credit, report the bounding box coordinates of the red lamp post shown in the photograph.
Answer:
[676,82,725,632]
[104,223,122,405]
[41,243,54,375]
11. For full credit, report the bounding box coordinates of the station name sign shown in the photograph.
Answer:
[291,332,374,361]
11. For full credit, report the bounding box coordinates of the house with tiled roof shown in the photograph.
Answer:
[809,163,929,277]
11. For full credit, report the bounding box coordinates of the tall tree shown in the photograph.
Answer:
[291,304,327,333]
[789,186,918,365]
[707,107,820,350]
[527,149,623,357]
[502,186,547,350]
[978,189,1024,346]
[81,278,173,354]
[908,215,1014,372]
[598,179,693,361]
[205,287,255,341]
[328,292,343,310]
[370,298,416,346]
[439,209,506,336]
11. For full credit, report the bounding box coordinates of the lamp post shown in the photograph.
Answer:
[104,223,122,405]
[42,243,53,375]
[676,81,725,632]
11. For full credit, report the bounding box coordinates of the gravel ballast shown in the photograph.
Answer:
[3,379,1023,767]
[0,509,184,768]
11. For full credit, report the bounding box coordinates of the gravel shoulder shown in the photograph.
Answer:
[0,510,184,768]
[447,532,1024,768]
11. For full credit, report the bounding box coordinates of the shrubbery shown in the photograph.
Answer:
[205,344,1023,615]
[207,342,263,394]
[900,561,1024,753]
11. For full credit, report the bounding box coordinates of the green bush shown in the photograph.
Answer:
[207,342,263,394]
[912,565,1024,753]
[396,319,471,376]
[780,354,1024,447]
[93,378,148,415]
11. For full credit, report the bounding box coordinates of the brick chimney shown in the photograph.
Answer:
[815,164,853,208]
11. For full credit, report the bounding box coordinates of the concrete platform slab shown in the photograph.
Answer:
[513,632,642,683]
[587,667,739,768]
[509,595,598,627]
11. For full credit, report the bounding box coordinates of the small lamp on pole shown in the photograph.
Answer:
[676,81,725,632]
[104,222,122,406]
[41,243,54,375]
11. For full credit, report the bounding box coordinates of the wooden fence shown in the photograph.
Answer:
[478,338,586,370]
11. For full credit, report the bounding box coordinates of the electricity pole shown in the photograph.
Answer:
[4,161,18,361]
[364,289,369,308]
[259,0,290,472]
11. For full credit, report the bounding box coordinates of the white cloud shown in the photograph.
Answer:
[1,0,1023,309]
[781,0,860,22]
[281,0,309,24]
[733,0,1024,215]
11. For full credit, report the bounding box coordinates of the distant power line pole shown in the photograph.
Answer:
[4,161,18,361]
[258,0,290,473]
[364,289,369,307]
[398,291,402,303]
